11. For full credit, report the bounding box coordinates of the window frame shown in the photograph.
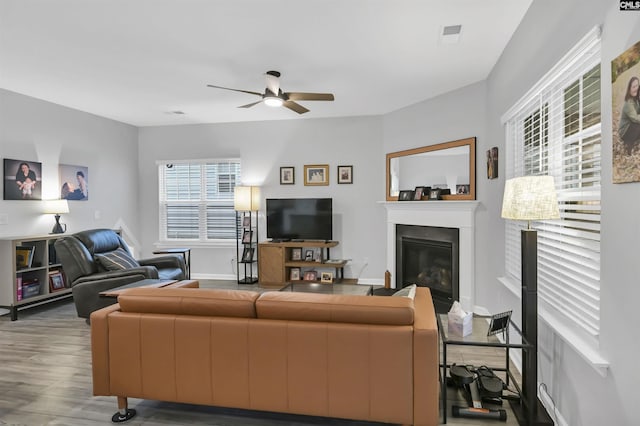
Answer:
[157,158,241,244]
[500,27,606,369]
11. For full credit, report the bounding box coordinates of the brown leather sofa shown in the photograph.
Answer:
[91,286,439,425]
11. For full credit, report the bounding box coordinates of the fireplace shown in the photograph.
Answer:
[382,201,478,313]
[396,225,459,312]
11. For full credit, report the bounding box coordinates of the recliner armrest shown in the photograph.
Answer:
[73,266,159,285]
[139,254,186,271]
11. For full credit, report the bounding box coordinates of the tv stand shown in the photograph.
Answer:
[258,240,350,286]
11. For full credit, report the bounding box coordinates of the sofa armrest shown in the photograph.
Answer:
[412,287,439,426]
[90,303,122,396]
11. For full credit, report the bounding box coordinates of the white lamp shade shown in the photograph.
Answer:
[501,176,560,221]
[234,186,261,211]
[43,199,70,214]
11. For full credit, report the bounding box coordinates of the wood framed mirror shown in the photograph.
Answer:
[386,137,476,201]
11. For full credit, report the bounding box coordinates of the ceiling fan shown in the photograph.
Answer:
[207,70,334,114]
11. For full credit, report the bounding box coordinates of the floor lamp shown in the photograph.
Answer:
[234,186,260,284]
[501,176,558,426]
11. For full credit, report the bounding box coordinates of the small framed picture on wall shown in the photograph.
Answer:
[280,166,295,185]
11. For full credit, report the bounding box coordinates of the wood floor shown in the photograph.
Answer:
[0,280,522,425]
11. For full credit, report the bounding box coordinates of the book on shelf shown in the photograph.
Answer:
[16,246,35,269]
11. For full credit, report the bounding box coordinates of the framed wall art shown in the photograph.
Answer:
[337,165,353,184]
[304,164,329,186]
[398,190,414,201]
[487,147,498,179]
[280,166,295,185]
[60,164,89,200]
[3,159,42,200]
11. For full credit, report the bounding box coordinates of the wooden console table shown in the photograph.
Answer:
[258,240,349,286]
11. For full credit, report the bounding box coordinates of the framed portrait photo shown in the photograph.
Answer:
[414,186,425,200]
[429,188,442,200]
[304,164,329,186]
[49,271,66,292]
[337,165,353,184]
[303,270,318,281]
[291,248,302,261]
[4,159,43,200]
[60,164,89,200]
[242,230,253,244]
[320,271,333,283]
[290,267,301,281]
[398,190,415,201]
[241,247,254,262]
[242,216,251,227]
[280,166,295,185]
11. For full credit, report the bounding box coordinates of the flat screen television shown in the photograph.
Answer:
[266,198,333,241]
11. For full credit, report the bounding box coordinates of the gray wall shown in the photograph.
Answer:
[0,89,139,243]
[137,116,386,282]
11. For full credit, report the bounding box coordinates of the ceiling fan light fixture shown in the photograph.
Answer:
[264,96,283,107]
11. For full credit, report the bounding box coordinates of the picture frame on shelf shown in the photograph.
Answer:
[337,165,353,184]
[304,164,329,186]
[456,184,470,195]
[304,249,314,261]
[398,190,414,201]
[242,230,253,244]
[49,271,66,292]
[320,271,333,283]
[429,188,442,200]
[280,166,295,185]
[241,247,254,263]
[242,216,251,227]
[290,267,301,281]
[291,248,302,261]
[303,270,318,281]
[413,186,425,200]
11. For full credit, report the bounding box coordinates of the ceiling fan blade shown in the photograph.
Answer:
[285,92,335,101]
[283,101,309,114]
[238,100,263,109]
[207,84,263,97]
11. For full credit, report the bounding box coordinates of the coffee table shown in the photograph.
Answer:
[99,279,178,298]
[280,282,373,296]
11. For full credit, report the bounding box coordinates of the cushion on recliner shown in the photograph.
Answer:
[95,248,140,270]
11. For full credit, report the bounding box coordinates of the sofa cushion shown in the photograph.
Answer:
[256,291,414,325]
[117,288,259,318]
[95,247,140,270]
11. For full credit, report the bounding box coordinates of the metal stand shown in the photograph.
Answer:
[236,211,258,284]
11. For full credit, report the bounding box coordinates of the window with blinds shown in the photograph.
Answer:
[158,159,241,241]
[502,27,601,343]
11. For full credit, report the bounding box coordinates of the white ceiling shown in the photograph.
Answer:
[0,0,532,127]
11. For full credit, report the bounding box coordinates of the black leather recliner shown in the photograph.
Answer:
[54,228,186,318]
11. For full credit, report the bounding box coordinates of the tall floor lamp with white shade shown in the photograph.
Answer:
[501,176,557,426]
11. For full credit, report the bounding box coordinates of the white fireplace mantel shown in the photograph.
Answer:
[380,201,480,312]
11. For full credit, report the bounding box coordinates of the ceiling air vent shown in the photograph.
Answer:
[440,25,462,44]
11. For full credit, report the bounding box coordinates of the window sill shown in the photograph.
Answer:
[155,240,236,249]
[498,276,609,377]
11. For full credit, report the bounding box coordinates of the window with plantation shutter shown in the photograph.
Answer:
[158,159,241,241]
[501,27,601,346]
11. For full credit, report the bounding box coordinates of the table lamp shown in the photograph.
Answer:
[43,199,70,234]
[501,175,558,425]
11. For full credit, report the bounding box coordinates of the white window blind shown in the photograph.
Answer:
[502,27,601,341]
[158,159,241,241]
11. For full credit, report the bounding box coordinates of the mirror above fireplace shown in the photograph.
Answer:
[386,137,476,201]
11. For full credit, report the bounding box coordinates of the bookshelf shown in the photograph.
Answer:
[0,234,71,320]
